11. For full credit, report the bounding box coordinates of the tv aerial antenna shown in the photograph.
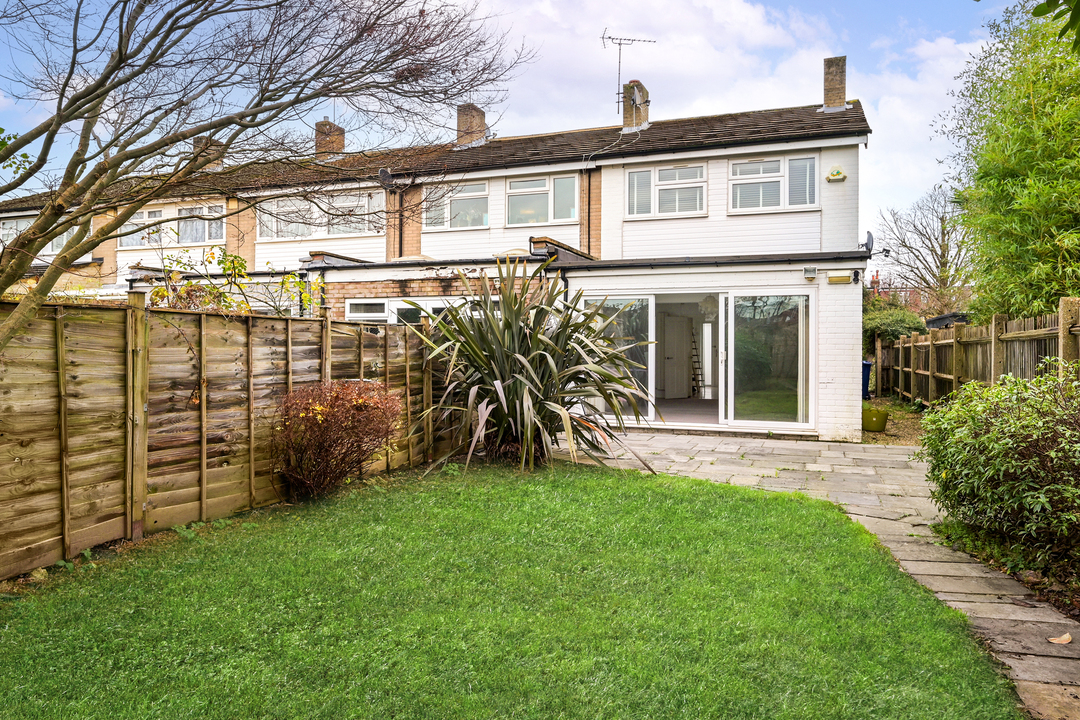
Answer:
[601,29,656,113]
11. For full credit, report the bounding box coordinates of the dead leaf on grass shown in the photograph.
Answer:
[1048,633,1072,645]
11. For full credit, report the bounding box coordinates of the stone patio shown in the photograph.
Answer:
[580,433,1080,720]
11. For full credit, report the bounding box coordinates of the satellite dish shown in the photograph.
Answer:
[864,231,874,254]
[378,168,393,186]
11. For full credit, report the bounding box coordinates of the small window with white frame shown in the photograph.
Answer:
[424,182,488,230]
[729,156,817,212]
[0,217,31,248]
[344,299,390,322]
[506,175,577,226]
[626,164,706,218]
[177,205,225,244]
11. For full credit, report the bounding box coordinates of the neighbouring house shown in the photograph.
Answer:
[0,56,871,440]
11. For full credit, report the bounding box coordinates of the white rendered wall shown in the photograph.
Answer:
[819,146,860,252]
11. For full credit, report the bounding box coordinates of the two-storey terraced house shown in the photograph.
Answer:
[0,56,871,440]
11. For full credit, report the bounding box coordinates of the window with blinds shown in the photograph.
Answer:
[788,158,816,206]
[628,165,705,217]
[729,156,817,213]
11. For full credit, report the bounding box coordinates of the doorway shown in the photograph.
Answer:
[655,293,723,425]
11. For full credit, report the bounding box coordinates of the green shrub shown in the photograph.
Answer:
[411,257,649,471]
[271,380,401,498]
[862,308,926,355]
[918,362,1080,562]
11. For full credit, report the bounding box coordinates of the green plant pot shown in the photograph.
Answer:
[862,408,889,432]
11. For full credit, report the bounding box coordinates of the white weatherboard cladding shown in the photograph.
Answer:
[819,146,859,252]
[256,235,386,270]
[607,159,822,260]
[420,177,580,260]
[564,263,864,442]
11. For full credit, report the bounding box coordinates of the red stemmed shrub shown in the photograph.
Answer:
[271,380,401,499]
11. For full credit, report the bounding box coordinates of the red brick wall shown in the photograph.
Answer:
[324,276,497,319]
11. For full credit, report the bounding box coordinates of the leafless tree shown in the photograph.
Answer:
[0,0,524,351]
[876,185,973,317]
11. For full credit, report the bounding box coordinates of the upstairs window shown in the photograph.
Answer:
[627,164,706,218]
[506,175,577,225]
[117,209,164,247]
[178,205,225,244]
[259,192,385,239]
[0,218,30,248]
[326,192,385,235]
[424,182,488,230]
[730,156,817,212]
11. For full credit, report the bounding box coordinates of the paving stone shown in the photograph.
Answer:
[1012,681,1080,720]
[971,619,1080,659]
[750,460,807,471]
[804,463,834,472]
[886,543,977,563]
[898,560,1004,577]
[935,592,1022,604]
[911,574,1031,595]
[843,505,910,521]
[866,483,905,495]
[998,654,1080,685]
[728,475,763,487]
[853,458,913,468]
[829,466,879,476]
[852,516,930,537]
[946,602,1067,623]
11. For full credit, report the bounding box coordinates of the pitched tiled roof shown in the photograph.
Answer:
[0,101,871,212]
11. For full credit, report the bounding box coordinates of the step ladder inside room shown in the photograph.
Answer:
[690,329,704,398]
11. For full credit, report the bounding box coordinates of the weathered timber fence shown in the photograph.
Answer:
[876,297,1080,404]
[0,294,438,581]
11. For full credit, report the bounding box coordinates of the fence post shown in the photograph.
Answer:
[990,314,1007,385]
[53,306,71,559]
[908,334,916,401]
[422,318,433,463]
[1059,297,1080,378]
[952,322,965,394]
[128,292,149,542]
[927,328,939,403]
[321,307,332,384]
[874,334,882,397]
[896,335,904,399]
[198,313,207,522]
[246,316,255,511]
[403,325,414,467]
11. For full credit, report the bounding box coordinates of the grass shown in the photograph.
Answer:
[0,465,1021,719]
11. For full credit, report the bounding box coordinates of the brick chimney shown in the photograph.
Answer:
[622,80,650,132]
[315,117,345,158]
[192,136,224,170]
[456,104,486,147]
[823,56,848,112]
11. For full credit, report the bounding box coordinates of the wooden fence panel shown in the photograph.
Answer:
[878,299,1080,407]
[0,299,435,581]
[0,305,63,578]
[60,306,128,556]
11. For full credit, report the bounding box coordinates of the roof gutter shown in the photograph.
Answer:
[551,250,870,272]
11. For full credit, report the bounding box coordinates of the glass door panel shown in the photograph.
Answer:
[585,297,653,421]
[731,295,809,424]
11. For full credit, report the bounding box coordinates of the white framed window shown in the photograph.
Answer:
[117,209,165,247]
[326,192,384,236]
[729,156,817,213]
[506,175,577,226]
[424,182,488,230]
[178,205,225,244]
[0,218,30,248]
[626,164,706,218]
[344,298,390,322]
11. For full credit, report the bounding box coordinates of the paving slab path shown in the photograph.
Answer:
[582,433,1080,720]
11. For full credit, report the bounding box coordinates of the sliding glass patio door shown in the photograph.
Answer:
[728,294,810,425]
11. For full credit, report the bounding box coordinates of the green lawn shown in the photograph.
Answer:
[0,465,1021,719]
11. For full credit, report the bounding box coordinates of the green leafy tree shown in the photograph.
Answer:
[944,4,1080,321]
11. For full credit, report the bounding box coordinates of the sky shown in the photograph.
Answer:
[474,0,1010,243]
[0,0,1011,246]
